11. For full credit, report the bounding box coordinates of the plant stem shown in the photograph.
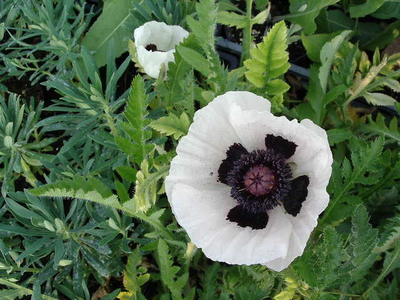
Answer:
[241,0,253,65]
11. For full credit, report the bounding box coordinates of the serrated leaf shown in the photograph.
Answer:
[116,75,153,165]
[361,114,400,143]
[150,112,190,139]
[30,176,125,211]
[362,92,397,106]
[340,205,379,282]
[199,264,219,300]
[217,11,247,29]
[177,46,210,76]
[133,162,170,212]
[375,207,400,252]
[319,30,352,93]
[244,21,290,88]
[349,0,386,18]
[158,239,187,300]
[118,247,149,299]
[327,128,353,146]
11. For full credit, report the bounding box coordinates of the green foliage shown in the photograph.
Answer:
[0,94,55,196]
[157,239,191,300]
[82,0,135,67]
[321,137,384,225]
[118,247,150,300]
[244,21,290,88]
[115,75,154,165]
[340,205,379,282]
[244,20,290,111]
[2,0,400,298]
[349,0,386,18]
[150,112,190,139]
[319,31,351,93]
[362,114,400,144]
[285,0,340,35]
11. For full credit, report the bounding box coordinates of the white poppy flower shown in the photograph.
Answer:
[134,21,189,79]
[165,91,333,271]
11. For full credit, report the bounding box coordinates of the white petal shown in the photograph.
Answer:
[136,46,175,79]
[134,21,174,50]
[134,21,189,78]
[170,183,293,265]
[166,91,271,197]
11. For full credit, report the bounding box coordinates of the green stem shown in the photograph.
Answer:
[0,278,58,300]
[241,0,253,65]
[103,105,118,136]
[362,246,400,298]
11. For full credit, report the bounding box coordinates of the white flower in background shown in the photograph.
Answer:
[165,91,333,271]
[134,21,189,79]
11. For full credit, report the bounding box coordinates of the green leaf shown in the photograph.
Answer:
[301,32,342,63]
[158,239,188,300]
[327,128,353,146]
[119,247,150,298]
[217,11,247,29]
[321,137,384,226]
[150,112,190,139]
[340,205,379,282]
[372,1,400,19]
[349,0,386,18]
[244,21,290,88]
[319,30,352,93]
[82,0,135,66]
[375,207,400,252]
[362,92,397,106]
[115,75,154,165]
[177,46,211,76]
[362,114,400,144]
[295,226,342,288]
[133,161,169,212]
[30,176,126,212]
[285,0,340,35]
[187,0,218,47]
[199,264,219,300]
[347,57,388,102]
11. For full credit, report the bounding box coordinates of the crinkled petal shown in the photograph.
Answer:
[166,91,332,271]
[166,91,271,198]
[228,103,332,270]
[136,46,175,79]
[134,21,174,50]
[171,183,292,265]
[134,21,189,78]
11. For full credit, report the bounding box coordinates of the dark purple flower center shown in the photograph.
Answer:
[244,165,276,196]
[218,134,310,230]
[145,43,158,51]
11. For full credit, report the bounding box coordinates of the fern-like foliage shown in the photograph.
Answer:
[115,75,154,165]
[198,263,219,300]
[340,205,379,283]
[150,112,190,139]
[362,114,400,144]
[375,207,400,253]
[30,176,174,240]
[244,20,290,89]
[118,247,150,300]
[133,161,170,212]
[295,226,342,289]
[30,176,124,211]
[321,137,384,225]
[186,0,217,49]
[157,239,190,300]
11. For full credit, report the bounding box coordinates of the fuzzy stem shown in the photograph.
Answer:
[241,0,253,65]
